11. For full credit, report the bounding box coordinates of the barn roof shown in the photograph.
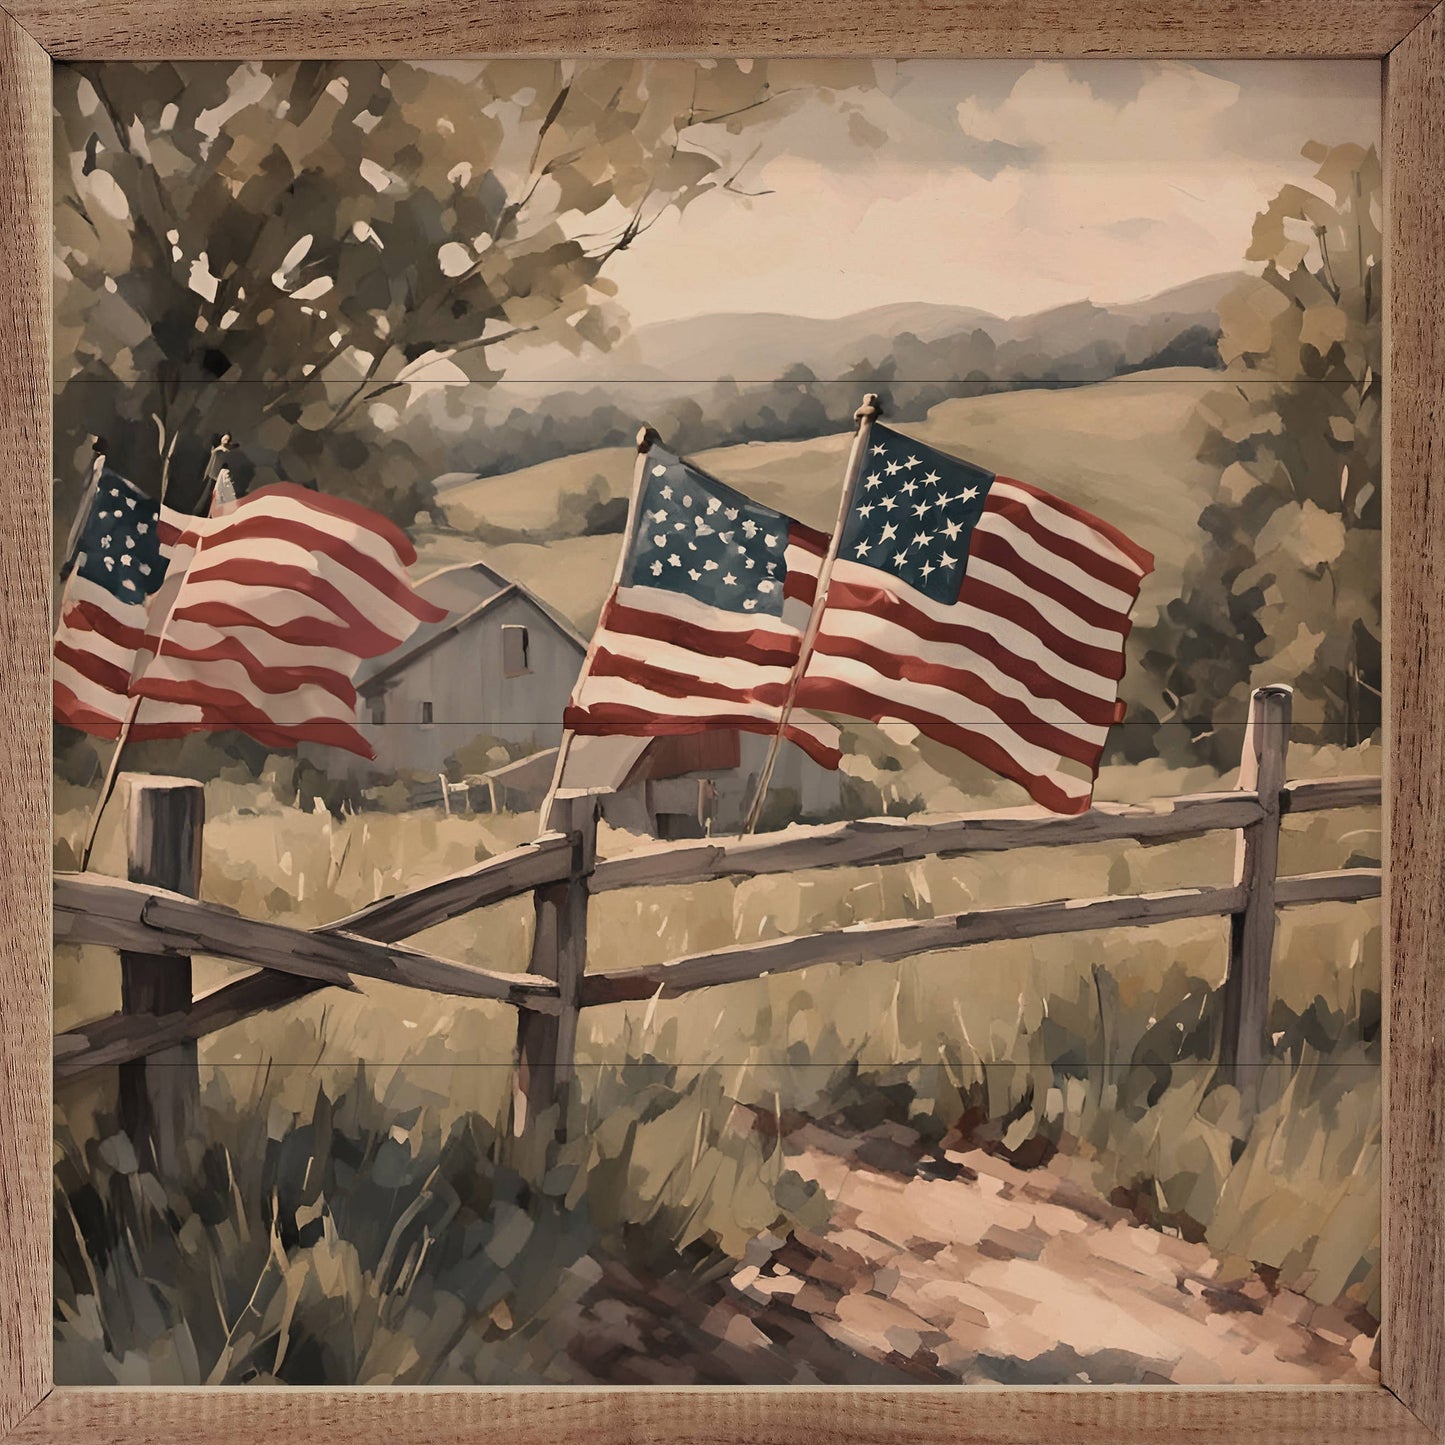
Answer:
[356,559,587,693]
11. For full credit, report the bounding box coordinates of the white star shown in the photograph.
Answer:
[139,563,151,575]
[880,496,897,512]
[719,531,734,544]
[855,539,871,557]
[962,485,979,502]
[723,572,737,585]
[880,522,898,543]
[757,580,776,594]
[743,598,758,610]
[707,497,722,514]
[904,455,921,469]
[920,560,935,579]
[891,553,909,569]
[858,503,874,519]
[742,519,758,538]
[704,559,719,571]
[885,460,902,476]
[865,473,883,490]
[674,521,686,531]
[913,531,933,549]
[745,557,755,569]
[652,509,667,523]
[901,479,918,496]
[136,522,149,534]
[650,560,663,576]
[922,471,941,487]
[689,568,701,581]
[682,495,693,507]
[940,552,957,568]
[943,518,963,541]
[653,534,667,547]
[661,485,673,500]
[871,444,885,456]
[725,507,738,521]
[100,536,112,549]
[668,554,681,567]
[912,500,930,518]
[764,534,777,548]
[652,464,668,477]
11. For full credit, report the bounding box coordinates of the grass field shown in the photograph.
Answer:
[53,366,1383,1383]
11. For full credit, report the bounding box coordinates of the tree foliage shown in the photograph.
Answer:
[55,59,870,523]
[1139,142,1381,755]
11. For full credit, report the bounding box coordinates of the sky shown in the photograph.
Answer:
[598,60,1381,328]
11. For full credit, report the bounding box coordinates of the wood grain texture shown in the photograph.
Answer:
[327,831,572,942]
[9,1384,1435,1444]
[1383,4,1445,1436]
[6,9,1435,1443]
[591,790,1273,894]
[2,0,1434,59]
[584,883,1250,1005]
[54,873,562,1007]
[53,968,324,1079]
[0,10,52,1438]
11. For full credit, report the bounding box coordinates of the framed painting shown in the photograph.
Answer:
[1,3,1442,1441]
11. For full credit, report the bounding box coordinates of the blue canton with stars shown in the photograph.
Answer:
[626,446,794,619]
[840,423,996,605]
[70,469,170,604]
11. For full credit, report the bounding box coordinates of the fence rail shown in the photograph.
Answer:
[53,686,1383,1162]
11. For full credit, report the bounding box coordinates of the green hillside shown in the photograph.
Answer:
[418,367,1221,637]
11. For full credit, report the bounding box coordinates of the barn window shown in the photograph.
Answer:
[419,700,433,725]
[368,695,385,726]
[502,624,531,677]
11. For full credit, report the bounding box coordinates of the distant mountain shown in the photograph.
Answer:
[520,275,1241,388]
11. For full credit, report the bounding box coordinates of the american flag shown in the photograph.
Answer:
[796,423,1154,814]
[53,475,447,756]
[564,445,841,765]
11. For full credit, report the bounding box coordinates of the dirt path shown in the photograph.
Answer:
[563,1120,1378,1386]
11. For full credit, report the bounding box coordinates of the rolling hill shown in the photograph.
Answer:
[418,365,1223,640]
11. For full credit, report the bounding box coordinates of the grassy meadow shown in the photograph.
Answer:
[53,369,1383,1383]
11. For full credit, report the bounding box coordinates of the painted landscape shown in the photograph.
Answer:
[52,59,1382,1386]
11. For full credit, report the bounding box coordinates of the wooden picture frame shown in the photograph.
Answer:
[2,3,1441,1439]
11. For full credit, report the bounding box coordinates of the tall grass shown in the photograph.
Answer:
[54,1056,830,1386]
[54,741,1383,1379]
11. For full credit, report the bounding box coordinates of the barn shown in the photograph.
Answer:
[351,560,587,776]
[334,557,844,833]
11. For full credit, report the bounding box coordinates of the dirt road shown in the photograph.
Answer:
[564,1120,1378,1386]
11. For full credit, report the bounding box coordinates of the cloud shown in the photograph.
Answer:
[582,60,1381,327]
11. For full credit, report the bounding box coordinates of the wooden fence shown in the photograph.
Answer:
[53,686,1382,1167]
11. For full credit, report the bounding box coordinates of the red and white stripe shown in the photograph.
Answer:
[566,521,842,767]
[54,484,447,757]
[798,475,1153,814]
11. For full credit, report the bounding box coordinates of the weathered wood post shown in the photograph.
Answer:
[1218,685,1292,1110]
[118,776,203,1173]
[510,789,598,1168]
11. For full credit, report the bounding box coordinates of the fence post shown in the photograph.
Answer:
[118,775,204,1174]
[1218,685,1292,1110]
[510,789,597,1167]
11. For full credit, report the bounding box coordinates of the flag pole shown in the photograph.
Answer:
[537,423,659,823]
[740,391,881,836]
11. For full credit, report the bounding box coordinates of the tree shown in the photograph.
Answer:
[55,59,872,525]
[1138,142,1382,757]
